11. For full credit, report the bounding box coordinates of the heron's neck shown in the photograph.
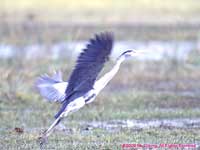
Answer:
[94,55,125,93]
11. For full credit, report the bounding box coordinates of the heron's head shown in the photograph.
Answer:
[119,50,147,60]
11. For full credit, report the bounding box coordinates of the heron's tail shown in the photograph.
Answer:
[35,71,68,103]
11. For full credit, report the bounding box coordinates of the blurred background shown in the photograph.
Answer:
[1,0,200,149]
[0,0,200,61]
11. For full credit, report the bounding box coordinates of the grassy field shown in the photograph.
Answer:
[1,0,200,149]
[0,56,200,149]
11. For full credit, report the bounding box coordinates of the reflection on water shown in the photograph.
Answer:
[0,40,197,61]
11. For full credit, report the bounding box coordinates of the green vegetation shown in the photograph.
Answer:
[0,58,200,149]
[2,128,200,149]
[1,0,200,149]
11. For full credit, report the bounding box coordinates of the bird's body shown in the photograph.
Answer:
[54,33,113,118]
[36,32,146,146]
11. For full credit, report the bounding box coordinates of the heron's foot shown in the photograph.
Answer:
[37,133,48,149]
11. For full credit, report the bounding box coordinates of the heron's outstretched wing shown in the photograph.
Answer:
[65,32,113,100]
[36,71,68,102]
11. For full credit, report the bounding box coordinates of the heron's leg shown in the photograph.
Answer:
[38,111,69,146]
[45,117,62,137]
[42,117,61,137]
[38,116,62,147]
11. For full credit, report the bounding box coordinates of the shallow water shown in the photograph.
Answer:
[4,118,198,133]
[82,118,200,131]
[0,40,198,61]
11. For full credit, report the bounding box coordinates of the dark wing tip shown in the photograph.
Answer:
[78,31,114,63]
[89,31,113,57]
[95,31,114,41]
[94,32,114,51]
[87,31,114,50]
[64,32,114,100]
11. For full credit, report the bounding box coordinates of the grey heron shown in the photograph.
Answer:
[36,32,145,145]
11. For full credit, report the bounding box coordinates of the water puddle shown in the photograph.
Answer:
[0,40,198,61]
[81,118,200,131]
[2,118,200,134]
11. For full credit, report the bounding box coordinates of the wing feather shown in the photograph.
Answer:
[36,71,68,102]
[55,32,113,118]
[65,32,113,101]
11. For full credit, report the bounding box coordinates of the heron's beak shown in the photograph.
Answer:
[131,50,148,56]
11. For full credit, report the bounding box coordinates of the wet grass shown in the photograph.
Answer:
[1,1,200,148]
[1,57,200,149]
[1,128,200,149]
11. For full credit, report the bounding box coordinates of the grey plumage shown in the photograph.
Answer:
[36,71,68,102]
[54,32,113,118]
[37,32,147,145]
